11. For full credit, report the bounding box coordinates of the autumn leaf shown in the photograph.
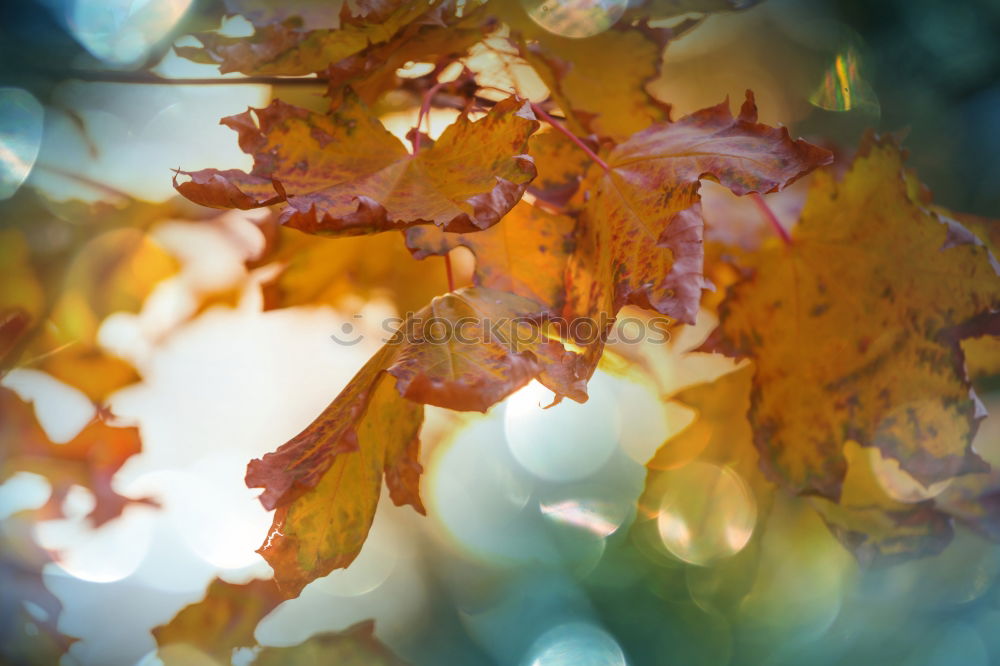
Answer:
[705,136,1000,500]
[253,225,448,316]
[26,227,176,403]
[564,91,831,368]
[809,442,954,566]
[498,0,679,140]
[175,94,539,238]
[0,513,76,665]
[248,286,587,595]
[324,7,492,104]
[942,211,1000,382]
[177,0,443,76]
[405,200,574,312]
[153,577,285,662]
[253,620,408,666]
[0,386,149,526]
[525,129,591,206]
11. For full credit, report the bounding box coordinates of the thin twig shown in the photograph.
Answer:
[46,71,325,86]
[412,80,449,153]
[750,192,792,246]
[36,163,133,202]
[529,102,610,172]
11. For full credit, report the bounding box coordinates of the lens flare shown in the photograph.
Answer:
[504,373,621,483]
[809,46,879,115]
[66,0,195,67]
[522,622,626,666]
[655,462,756,566]
[0,88,44,200]
[521,0,628,39]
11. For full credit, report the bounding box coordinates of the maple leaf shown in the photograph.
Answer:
[253,620,409,665]
[177,0,442,76]
[809,442,955,566]
[175,94,539,238]
[498,1,680,140]
[0,386,149,526]
[564,91,831,367]
[153,577,285,662]
[248,286,587,595]
[324,7,492,104]
[705,136,1000,500]
[253,225,449,316]
[253,620,406,666]
[525,129,591,206]
[405,200,575,312]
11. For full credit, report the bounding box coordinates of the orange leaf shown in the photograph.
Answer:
[253,620,408,665]
[564,91,831,363]
[705,137,1000,499]
[152,577,284,661]
[175,94,539,237]
[405,200,574,312]
[248,286,587,595]
[178,0,442,76]
[0,387,149,526]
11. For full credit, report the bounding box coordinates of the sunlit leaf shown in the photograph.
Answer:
[565,91,831,369]
[705,136,1000,499]
[0,386,149,526]
[248,286,587,595]
[153,578,284,662]
[177,0,441,76]
[254,225,448,316]
[405,200,574,311]
[175,94,539,237]
[252,620,408,665]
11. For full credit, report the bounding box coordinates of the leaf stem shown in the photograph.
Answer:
[750,192,792,246]
[529,102,609,172]
[444,253,455,292]
[412,80,448,153]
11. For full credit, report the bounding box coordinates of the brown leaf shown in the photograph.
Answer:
[0,386,149,526]
[254,226,448,316]
[809,442,954,566]
[248,286,587,595]
[153,578,284,662]
[324,9,492,104]
[175,94,539,237]
[404,200,574,312]
[499,3,677,140]
[705,136,1000,500]
[526,129,591,206]
[564,91,831,367]
[253,620,408,666]
[178,1,439,76]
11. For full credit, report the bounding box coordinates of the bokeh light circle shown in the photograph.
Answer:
[67,0,194,67]
[656,462,756,566]
[521,0,628,39]
[504,373,621,482]
[522,621,626,666]
[0,88,44,200]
